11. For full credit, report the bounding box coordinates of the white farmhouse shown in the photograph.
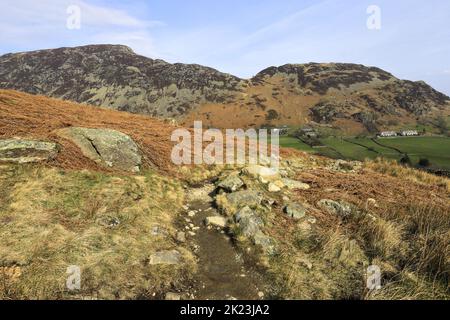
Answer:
[400,130,419,137]
[379,131,397,137]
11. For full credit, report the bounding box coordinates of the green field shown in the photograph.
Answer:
[279,136,315,152]
[280,135,450,170]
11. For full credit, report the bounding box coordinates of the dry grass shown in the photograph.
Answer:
[251,156,450,300]
[365,158,450,192]
[0,164,195,300]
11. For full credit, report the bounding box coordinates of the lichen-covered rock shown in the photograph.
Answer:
[281,178,310,190]
[253,231,276,255]
[284,203,308,220]
[328,159,362,172]
[186,184,215,202]
[217,174,244,192]
[0,139,58,163]
[317,199,353,218]
[234,206,264,237]
[56,127,142,172]
[225,190,263,209]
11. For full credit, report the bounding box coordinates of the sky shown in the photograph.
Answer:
[1,0,449,95]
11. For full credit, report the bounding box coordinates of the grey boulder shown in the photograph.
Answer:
[217,174,244,192]
[284,203,308,220]
[56,127,141,172]
[234,206,264,237]
[0,139,58,163]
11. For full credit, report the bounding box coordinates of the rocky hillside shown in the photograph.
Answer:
[0,45,244,118]
[186,63,450,133]
[0,89,449,300]
[1,45,449,133]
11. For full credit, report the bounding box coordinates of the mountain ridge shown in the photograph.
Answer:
[1,44,448,133]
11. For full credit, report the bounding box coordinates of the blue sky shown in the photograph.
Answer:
[1,0,449,95]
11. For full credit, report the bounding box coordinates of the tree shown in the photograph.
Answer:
[400,154,411,166]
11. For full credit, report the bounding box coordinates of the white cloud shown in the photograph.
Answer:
[76,1,164,28]
[0,0,162,57]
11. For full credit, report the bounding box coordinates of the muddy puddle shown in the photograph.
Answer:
[186,200,266,300]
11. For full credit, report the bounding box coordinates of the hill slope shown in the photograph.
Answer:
[0,45,244,118]
[0,89,449,300]
[185,63,450,133]
[1,45,449,133]
[0,89,177,172]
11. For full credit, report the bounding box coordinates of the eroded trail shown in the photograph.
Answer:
[183,187,266,300]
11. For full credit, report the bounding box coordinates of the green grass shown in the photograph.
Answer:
[376,137,450,170]
[319,137,377,161]
[346,138,403,160]
[280,135,450,170]
[279,136,316,153]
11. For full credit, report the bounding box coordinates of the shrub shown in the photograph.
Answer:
[418,158,431,167]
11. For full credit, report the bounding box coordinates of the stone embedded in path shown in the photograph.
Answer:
[217,174,244,192]
[56,127,142,172]
[149,250,182,265]
[0,139,58,163]
[234,206,264,237]
[225,190,263,209]
[205,216,227,228]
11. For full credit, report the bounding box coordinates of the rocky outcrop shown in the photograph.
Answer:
[0,139,58,163]
[56,127,142,172]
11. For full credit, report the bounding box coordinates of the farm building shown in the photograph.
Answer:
[378,131,398,137]
[400,130,419,136]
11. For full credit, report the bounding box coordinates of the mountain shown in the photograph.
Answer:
[1,45,449,133]
[185,63,450,133]
[0,45,244,118]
